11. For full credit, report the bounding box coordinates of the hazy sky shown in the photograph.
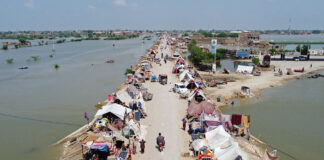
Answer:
[0,0,323,31]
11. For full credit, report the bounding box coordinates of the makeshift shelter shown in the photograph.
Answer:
[262,55,271,67]
[190,139,208,151]
[187,99,216,116]
[188,88,207,102]
[95,103,131,120]
[117,90,133,106]
[236,65,253,74]
[179,70,189,81]
[141,61,151,71]
[186,80,198,89]
[213,140,249,160]
[205,126,231,150]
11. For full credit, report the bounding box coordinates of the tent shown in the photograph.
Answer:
[205,126,231,150]
[190,139,208,151]
[179,70,189,81]
[187,99,216,116]
[186,80,198,89]
[95,103,132,120]
[188,88,207,102]
[117,90,133,105]
[236,65,253,74]
[213,140,249,160]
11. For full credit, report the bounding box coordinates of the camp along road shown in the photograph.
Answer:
[134,38,192,160]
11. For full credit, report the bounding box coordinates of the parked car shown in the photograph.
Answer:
[173,83,188,94]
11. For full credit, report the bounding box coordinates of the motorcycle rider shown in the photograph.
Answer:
[156,133,165,147]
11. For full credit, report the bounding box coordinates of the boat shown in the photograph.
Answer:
[106,60,115,63]
[19,66,28,70]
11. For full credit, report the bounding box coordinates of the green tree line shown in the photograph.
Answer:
[188,40,227,67]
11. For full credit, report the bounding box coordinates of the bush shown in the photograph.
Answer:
[54,64,60,70]
[2,45,8,50]
[124,68,134,75]
[252,57,260,65]
[30,56,39,62]
[6,58,14,64]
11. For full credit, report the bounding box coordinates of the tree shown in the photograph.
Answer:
[216,48,228,54]
[269,48,276,54]
[312,30,321,34]
[252,57,260,65]
[301,45,310,55]
[296,45,301,52]
[216,32,228,37]
[18,38,28,45]
[2,45,8,50]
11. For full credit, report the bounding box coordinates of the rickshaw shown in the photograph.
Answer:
[159,74,168,85]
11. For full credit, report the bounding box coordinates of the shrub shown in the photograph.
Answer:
[252,57,260,65]
[6,58,14,64]
[54,64,60,70]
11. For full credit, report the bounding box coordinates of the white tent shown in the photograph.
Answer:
[95,103,131,119]
[206,126,249,160]
[236,65,253,74]
[188,88,207,101]
[213,140,249,160]
[179,70,189,81]
[205,126,231,149]
[117,90,133,105]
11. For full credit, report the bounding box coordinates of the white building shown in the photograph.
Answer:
[309,49,324,55]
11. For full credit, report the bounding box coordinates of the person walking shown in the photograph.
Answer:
[140,139,146,153]
[182,118,187,131]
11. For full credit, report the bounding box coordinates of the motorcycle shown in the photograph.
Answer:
[158,142,164,152]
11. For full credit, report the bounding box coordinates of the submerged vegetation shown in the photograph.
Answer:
[6,58,14,64]
[199,31,239,38]
[2,45,8,50]
[56,39,66,44]
[49,54,54,58]
[142,36,152,40]
[105,34,139,40]
[30,56,39,62]
[54,64,60,70]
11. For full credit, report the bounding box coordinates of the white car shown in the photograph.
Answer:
[174,83,188,94]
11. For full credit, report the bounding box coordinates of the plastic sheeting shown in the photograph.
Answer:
[190,139,208,151]
[236,65,253,74]
[187,100,216,116]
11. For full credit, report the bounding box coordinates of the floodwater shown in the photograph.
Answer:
[0,37,156,159]
[222,71,324,160]
[261,34,324,50]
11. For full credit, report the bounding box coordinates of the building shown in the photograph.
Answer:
[309,49,324,55]
[239,32,260,46]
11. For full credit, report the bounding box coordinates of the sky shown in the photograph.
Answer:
[0,0,323,31]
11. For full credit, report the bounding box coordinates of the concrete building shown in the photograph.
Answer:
[309,49,324,55]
